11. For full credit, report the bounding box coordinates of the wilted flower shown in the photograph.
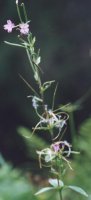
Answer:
[19,23,29,35]
[51,141,72,156]
[37,140,74,169]
[33,109,67,140]
[4,20,15,33]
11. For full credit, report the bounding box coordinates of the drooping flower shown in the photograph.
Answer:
[4,20,15,33]
[36,141,74,169]
[33,109,67,140]
[19,23,29,35]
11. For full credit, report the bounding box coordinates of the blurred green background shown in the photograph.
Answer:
[0,0,91,199]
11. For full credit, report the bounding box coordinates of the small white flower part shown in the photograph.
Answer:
[32,96,42,110]
[16,0,18,5]
[62,141,72,157]
[32,96,38,109]
[44,105,48,111]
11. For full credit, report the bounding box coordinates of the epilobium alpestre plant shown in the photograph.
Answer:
[4,1,88,199]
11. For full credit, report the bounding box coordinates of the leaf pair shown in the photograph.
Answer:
[35,178,88,198]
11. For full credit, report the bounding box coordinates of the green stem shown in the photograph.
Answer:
[26,45,45,113]
[21,3,28,22]
[56,158,63,200]
[59,190,62,200]
[16,4,22,23]
[40,87,46,113]
[57,179,63,200]
[25,43,42,91]
[25,44,45,113]
[26,47,35,73]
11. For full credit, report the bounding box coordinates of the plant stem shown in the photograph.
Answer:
[21,3,28,22]
[26,47,35,73]
[59,190,62,200]
[56,158,63,200]
[16,4,22,23]
[57,172,60,200]
[57,179,63,200]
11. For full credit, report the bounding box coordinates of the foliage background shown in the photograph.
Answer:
[0,0,91,197]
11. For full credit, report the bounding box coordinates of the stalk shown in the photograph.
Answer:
[21,3,28,22]
[59,191,62,200]
[16,4,22,23]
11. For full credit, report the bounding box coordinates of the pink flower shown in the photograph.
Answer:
[4,20,15,33]
[52,143,60,152]
[19,23,29,35]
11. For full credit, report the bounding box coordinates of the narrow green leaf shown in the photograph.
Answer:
[4,41,25,48]
[67,185,88,197]
[21,3,28,22]
[43,80,55,86]
[32,37,36,45]
[19,74,39,96]
[52,83,58,110]
[49,178,64,188]
[35,187,54,195]
[42,80,55,91]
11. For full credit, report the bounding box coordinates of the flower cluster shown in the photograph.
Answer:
[37,141,78,169]
[33,107,68,140]
[4,20,29,35]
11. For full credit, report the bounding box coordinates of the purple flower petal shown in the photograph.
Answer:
[4,20,15,33]
[52,143,60,152]
[19,23,29,35]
